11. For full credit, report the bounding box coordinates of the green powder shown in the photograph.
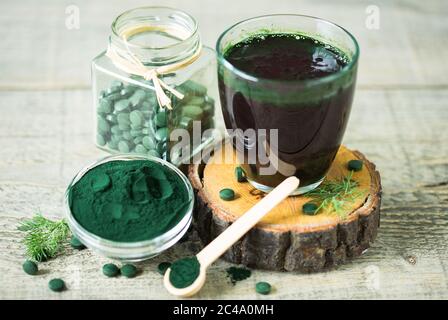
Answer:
[69,160,190,242]
[102,263,120,277]
[157,262,171,275]
[226,266,251,284]
[169,256,201,289]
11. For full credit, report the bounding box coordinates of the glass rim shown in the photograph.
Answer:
[64,154,194,250]
[111,6,199,51]
[216,14,360,86]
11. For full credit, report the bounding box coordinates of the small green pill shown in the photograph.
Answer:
[182,105,203,120]
[235,166,246,182]
[119,87,133,98]
[219,188,235,201]
[120,264,138,278]
[255,281,271,295]
[133,136,143,144]
[302,202,318,215]
[118,122,131,130]
[135,144,147,154]
[98,99,112,114]
[129,89,146,106]
[102,263,120,277]
[155,111,167,127]
[118,140,130,153]
[179,116,193,130]
[111,134,121,143]
[130,110,143,126]
[348,159,363,172]
[114,99,130,112]
[106,114,117,124]
[155,127,168,142]
[97,117,110,134]
[140,100,152,111]
[157,262,171,275]
[142,110,151,118]
[107,140,118,149]
[122,131,133,141]
[91,172,111,192]
[148,149,161,158]
[130,129,142,137]
[48,278,65,292]
[130,123,143,131]
[189,96,205,105]
[70,236,85,250]
[96,134,106,146]
[117,113,130,124]
[110,125,121,135]
[107,92,121,101]
[22,260,38,275]
[142,136,155,150]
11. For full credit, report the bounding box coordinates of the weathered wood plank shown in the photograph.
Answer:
[0,88,447,299]
[0,0,447,88]
[1,0,447,301]
[1,188,447,299]
[1,89,446,189]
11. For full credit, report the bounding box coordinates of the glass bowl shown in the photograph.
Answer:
[64,154,194,262]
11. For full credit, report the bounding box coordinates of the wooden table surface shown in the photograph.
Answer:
[1,0,447,300]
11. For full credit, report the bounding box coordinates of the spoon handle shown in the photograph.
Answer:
[196,176,300,268]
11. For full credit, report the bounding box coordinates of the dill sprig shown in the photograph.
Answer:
[306,171,362,218]
[18,214,70,262]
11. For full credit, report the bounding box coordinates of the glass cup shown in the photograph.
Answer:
[216,14,359,194]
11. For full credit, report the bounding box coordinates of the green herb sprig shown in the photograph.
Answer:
[306,171,362,218]
[18,214,70,262]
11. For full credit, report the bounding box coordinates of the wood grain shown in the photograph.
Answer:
[190,146,381,272]
[198,146,374,229]
[0,0,447,89]
[1,88,447,299]
[0,0,447,299]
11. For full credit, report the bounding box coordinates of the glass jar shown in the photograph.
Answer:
[92,7,221,165]
[216,15,359,194]
[64,154,194,261]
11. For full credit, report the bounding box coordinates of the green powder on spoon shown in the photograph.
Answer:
[169,256,201,289]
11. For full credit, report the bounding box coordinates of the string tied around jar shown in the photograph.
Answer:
[105,29,202,110]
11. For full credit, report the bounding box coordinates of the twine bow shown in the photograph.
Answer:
[106,29,202,110]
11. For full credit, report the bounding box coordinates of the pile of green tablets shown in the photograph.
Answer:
[96,80,215,160]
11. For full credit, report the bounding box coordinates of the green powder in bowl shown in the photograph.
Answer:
[65,155,194,261]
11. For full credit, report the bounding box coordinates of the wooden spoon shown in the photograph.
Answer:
[163,176,300,297]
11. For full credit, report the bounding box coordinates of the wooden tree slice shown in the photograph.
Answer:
[188,144,381,272]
